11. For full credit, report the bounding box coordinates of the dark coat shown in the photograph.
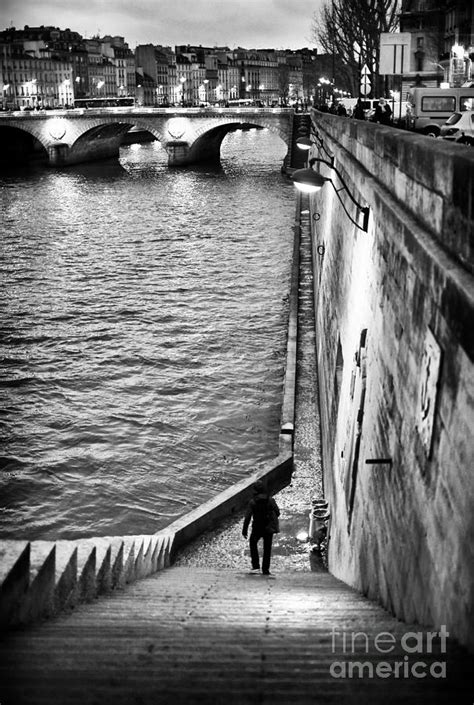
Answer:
[353,101,365,120]
[373,102,392,125]
[243,492,280,535]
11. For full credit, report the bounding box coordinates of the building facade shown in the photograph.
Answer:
[0,42,73,109]
[399,0,474,89]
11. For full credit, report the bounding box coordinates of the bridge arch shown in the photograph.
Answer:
[186,121,287,165]
[190,115,289,145]
[0,123,49,165]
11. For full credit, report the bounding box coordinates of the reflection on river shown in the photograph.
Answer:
[0,129,295,539]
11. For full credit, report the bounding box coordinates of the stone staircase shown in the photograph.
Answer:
[289,113,312,170]
[0,566,471,704]
[0,451,293,633]
[0,533,173,629]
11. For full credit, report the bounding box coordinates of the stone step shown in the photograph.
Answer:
[0,567,471,704]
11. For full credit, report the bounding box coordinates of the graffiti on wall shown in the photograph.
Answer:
[417,328,442,458]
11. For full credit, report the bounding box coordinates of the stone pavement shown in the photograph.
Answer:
[1,206,472,705]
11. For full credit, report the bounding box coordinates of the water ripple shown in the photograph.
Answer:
[0,131,294,540]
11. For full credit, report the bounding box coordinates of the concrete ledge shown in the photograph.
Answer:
[279,194,301,447]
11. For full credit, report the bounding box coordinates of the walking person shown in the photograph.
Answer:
[353,97,366,120]
[373,98,392,125]
[242,479,280,577]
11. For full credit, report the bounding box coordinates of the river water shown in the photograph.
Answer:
[0,129,295,540]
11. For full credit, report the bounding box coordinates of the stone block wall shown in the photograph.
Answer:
[309,111,474,651]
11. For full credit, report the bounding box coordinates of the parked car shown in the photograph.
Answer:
[439,110,474,144]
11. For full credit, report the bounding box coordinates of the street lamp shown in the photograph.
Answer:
[180,76,186,106]
[62,78,71,108]
[450,43,466,86]
[2,83,10,110]
[291,156,370,232]
[203,78,209,105]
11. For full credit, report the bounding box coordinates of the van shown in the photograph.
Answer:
[406,86,474,136]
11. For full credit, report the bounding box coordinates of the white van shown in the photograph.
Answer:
[406,87,474,136]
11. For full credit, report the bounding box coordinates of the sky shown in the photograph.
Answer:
[1,0,324,50]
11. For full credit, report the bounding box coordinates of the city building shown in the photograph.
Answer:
[0,42,73,109]
[0,23,348,110]
[101,36,136,98]
[399,0,474,89]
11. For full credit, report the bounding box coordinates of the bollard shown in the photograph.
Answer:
[308,499,330,550]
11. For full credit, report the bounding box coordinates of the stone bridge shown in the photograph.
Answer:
[0,107,294,167]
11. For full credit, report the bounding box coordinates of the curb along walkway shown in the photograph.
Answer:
[0,203,472,705]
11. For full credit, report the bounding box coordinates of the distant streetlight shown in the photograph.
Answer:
[2,83,10,110]
[180,75,186,106]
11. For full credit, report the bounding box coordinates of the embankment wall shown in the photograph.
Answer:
[309,110,474,651]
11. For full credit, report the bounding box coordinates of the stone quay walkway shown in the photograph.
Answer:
[0,208,472,705]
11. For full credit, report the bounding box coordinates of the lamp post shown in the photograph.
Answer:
[180,76,186,107]
[203,78,209,105]
[291,154,370,232]
[75,75,82,102]
[25,78,37,109]
[63,78,71,108]
[2,83,10,110]
[450,43,466,87]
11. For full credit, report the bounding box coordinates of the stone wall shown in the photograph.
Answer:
[308,110,474,651]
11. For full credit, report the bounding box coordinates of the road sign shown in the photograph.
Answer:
[360,75,371,96]
[361,63,371,76]
[379,33,410,74]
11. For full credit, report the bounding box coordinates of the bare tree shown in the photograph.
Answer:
[312,0,401,97]
[278,64,291,105]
